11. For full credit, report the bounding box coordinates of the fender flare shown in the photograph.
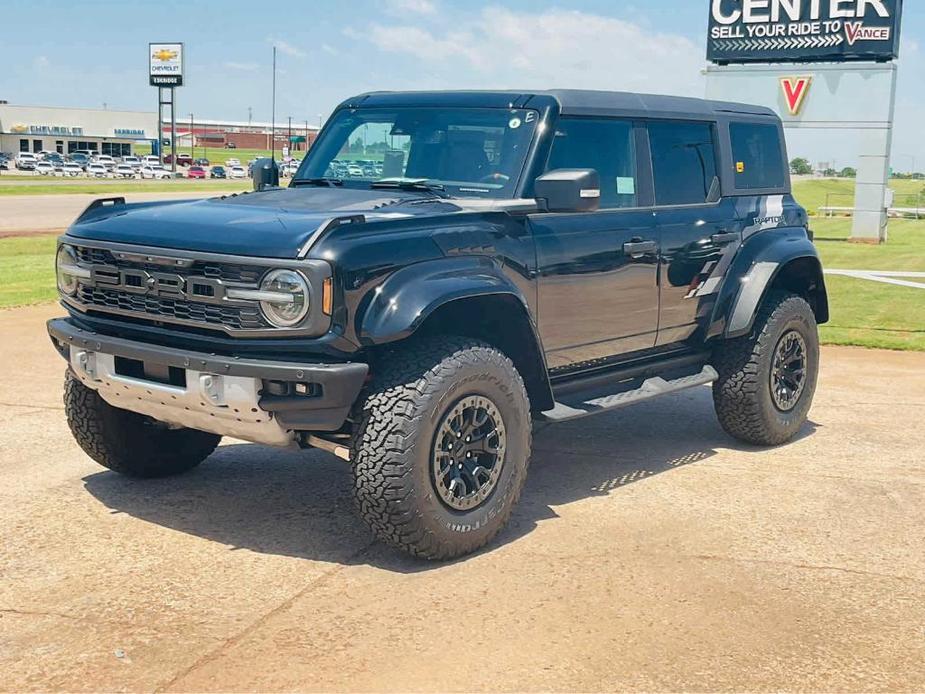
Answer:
[357,255,535,345]
[708,228,828,340]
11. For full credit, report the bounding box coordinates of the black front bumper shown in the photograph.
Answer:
[48,318,368,432]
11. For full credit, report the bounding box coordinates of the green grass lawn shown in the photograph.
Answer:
[810,218,925,351]
[792,178,924,215]
[0,179,250,196]
[0,235,58,308]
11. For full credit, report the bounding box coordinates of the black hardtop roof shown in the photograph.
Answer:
[343,89,778,121]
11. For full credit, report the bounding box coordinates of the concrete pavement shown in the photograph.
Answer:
[1,303,923,691]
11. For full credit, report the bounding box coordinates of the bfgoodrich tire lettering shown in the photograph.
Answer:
[64,371,221,477]
[712,291,819,446]
[351,336,532,560]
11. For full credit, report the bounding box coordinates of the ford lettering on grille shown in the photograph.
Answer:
[90,265,231,304]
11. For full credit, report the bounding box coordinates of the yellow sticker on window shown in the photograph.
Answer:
[736,161,745,173]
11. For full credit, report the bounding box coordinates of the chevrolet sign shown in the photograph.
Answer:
[149,42,184,87]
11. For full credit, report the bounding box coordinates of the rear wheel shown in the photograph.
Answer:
[64,371,220,478]
[351,337,532,560]
[712,292,819,446]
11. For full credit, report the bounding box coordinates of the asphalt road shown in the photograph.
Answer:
[1,303,923,692]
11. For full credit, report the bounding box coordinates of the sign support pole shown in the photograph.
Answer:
[170,87,177,174]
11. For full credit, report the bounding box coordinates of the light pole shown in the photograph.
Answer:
[287,116,292,159]
[188,112,193,160]
[304,119,309,152]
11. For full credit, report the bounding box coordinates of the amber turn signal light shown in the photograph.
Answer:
[322,277,333,315]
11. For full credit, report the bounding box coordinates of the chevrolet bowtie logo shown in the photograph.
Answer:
[152,48,178,62]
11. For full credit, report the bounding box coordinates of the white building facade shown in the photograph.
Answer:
[0,104,157,157]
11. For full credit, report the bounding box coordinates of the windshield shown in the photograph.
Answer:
[295,106,540,198]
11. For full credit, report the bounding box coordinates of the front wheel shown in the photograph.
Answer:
[351,337,532,560]
[712,292,819,446]
[64,371,221,478]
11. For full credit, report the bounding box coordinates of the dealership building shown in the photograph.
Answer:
[0,103,157,157]
[0,101,320,157]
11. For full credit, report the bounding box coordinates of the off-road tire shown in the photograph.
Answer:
[351,336,532,560]
[712,291,819,446]
[64,371,221,477]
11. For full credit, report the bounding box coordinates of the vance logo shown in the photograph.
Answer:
[780,76,812,116]
[844,22,892,46]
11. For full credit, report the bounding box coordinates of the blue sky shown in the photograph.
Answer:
[2,0,922,168]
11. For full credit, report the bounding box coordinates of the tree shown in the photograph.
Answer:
[823,168,837,177]
[839,167,857,178]
[790,157,812,175]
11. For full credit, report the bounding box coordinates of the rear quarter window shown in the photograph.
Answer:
[730,122,786,191]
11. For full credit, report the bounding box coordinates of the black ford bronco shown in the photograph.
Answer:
[49,90,827,559]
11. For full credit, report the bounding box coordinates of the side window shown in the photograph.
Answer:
[546,118,637,209]
[730,122,785,190]
[648,121,717,206]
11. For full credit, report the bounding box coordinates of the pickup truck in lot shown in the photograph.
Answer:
[49,90,827,559]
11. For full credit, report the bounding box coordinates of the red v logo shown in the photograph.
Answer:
[781,77,812,116]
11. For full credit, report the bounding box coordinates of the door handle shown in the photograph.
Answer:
[623,240,657,257]
[711,232,740,245]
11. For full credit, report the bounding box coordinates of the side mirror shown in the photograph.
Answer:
[535,169,600,213]
[252,158,279,191]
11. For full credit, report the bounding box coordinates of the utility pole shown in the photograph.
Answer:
[189,112,194,157]
[271,46,277,163]
[287,115,292,158]
[248,106,252,126]
[304,119,309,152]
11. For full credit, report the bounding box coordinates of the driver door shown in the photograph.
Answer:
[530,118,660,370]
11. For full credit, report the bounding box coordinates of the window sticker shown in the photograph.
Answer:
[736,161,746,173]
[616,177,636,195]
[509,117,522,129]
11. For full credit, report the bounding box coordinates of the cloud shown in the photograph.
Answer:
[223,61,259,71]
[33,55,50,69]
[321,43,340,56]
[384,0,437,15]
[269,38,307,58]
[359,7,703,96]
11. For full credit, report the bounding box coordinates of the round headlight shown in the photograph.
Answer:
[56,244,79,296]
[259,269,310,327]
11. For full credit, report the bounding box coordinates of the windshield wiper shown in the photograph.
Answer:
[291,177,344,187]
[370,178,450,198]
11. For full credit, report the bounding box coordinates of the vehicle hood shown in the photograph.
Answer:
[65,187,472,258]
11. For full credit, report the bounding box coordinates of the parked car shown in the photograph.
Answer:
[164,153,193,167]
[225,158,241,167]
[47,89,828,561]
[114,164,136,179]
[93,155,117,170]
[69,153,91,170]
[193,158,210,166]
[35,161,58,175]
[61,163,83,177]
[209,165,227,179]
[140,165,172,180]
[15,153,37,170]
[225,142,237,149]
[72,149,98,159]
[86,163,108,178]
[0,154,10,170]
[141,155,161,166]
[346,163,363,177]
[187,166,207,179]
[122,156,143,170]
[227,165,247,179]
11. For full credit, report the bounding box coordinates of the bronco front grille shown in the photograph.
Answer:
[77,285,266,330]
[69,243,273,333]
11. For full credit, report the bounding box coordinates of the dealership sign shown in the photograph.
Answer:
[708,0,903,64]
[149,42,184,86]
[10,124,84,136]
